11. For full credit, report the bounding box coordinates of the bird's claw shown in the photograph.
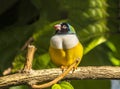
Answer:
[61,66,68,72]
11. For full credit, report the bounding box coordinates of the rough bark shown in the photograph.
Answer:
[0,66,120,88]
[1,45,120,88]
[23,45,36,72]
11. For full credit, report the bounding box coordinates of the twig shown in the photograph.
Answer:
[3,67,12,75]
[1,45,120,89]
[23,45,36,72]
[22,44,80,88]
[31,59,80,89]
[1,66,120,88]
[21,37,34,51]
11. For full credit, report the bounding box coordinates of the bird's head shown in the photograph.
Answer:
[54,23,76,34]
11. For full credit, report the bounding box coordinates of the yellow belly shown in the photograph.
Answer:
[49,42,83,67]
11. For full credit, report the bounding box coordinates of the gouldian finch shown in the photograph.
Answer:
[49,23,83,69]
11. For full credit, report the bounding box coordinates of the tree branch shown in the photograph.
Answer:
[23,45,36,72]
[31,58,80,89]
[0,66,120,88]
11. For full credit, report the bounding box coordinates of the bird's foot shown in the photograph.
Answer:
[61,66,68,72]
[72,66,78,73]
[72,57,81,73]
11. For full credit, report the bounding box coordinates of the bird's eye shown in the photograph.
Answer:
[62,25,67,29]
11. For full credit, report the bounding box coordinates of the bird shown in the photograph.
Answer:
[49,22,83,70]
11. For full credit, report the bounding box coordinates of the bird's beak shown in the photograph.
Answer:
[54,24,61,30]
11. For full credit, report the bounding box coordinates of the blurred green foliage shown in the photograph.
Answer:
[0,0,119,89]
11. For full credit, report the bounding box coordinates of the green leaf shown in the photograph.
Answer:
[84,36,107,54]
[12,52,25,73]
[60,81,74,89]
[108,53,120,66]
[33,53,50,69]
[106,41,117,52]
[105,35,120,66]
[52,84,61,89]
[87,8,107,19]
[89,0,108,8]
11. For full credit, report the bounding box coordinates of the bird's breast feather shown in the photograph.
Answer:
[50,34,79,49]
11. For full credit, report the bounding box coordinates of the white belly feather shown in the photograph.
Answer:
[50,34,79,49]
